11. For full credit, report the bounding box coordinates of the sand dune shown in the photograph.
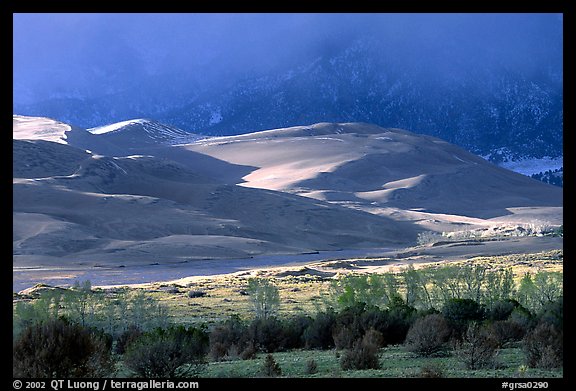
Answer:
[13,117,562,288]
[88,118,203,149]
[13,134,417,269]
[183,122,562,229]
[13,115,124,156]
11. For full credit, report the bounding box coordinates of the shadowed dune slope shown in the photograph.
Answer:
[182,122,562,221]
[13,136,416,267]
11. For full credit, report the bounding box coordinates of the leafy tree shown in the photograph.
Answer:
[429,266,460,304]
[402,265,432,309]
[484,268,515,305]
[331,273,402,310]
[64,280,95,327]
[518,272,563,312]
[533,272,563,308]
[13,290,63,338]
[247,278,280,320]
[517,273,537,311]
[460,265,487,302]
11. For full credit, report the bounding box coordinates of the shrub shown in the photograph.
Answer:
[487,320,526,347]
[333,325,360,350]
[404,313,451,357]
[188,290,207,298]
[261,354,282,377]
[486,299,521,321]
[239,342,257,360]
[123,326,208,378]
[248,317,285,353]
[454,322,499,370]
[303,310,337,349]
[114,325,143,355]
[281,315,311,350]
[383,299,417,344]
[333,301,415,349]
[442,298,484,338]
[523,322,563,369]
[13,318,114,378]
[537,296,563,330]
[209,315,249,361]
[305,358,318,375]
[209,342,230,361]
[508,306,534,332]
[418,364,445,378]
[340,330,382,370]
[332,303,366,349]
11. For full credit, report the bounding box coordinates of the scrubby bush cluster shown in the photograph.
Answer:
[123,325,208,378]
[13,318,114,377]
[404,313,451,357]
[339,329,382,370]
[523,323,563,369]
[453,322,500,370]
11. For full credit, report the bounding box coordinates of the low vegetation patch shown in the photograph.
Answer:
[13,250,563,378]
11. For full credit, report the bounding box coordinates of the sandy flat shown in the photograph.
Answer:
[13,235,560,292]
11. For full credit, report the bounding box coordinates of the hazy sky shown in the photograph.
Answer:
[13,13,563,105]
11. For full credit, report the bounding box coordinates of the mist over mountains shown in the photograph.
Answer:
[13,13,563,179]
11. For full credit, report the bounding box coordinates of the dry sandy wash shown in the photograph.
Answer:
[13,116,562,290]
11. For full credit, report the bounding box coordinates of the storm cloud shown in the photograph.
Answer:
[13,13,563,106]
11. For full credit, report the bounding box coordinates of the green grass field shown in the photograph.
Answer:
[202,345,562,378]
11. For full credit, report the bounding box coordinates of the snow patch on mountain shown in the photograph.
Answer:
[498,156,563,177]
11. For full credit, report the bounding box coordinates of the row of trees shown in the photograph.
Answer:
[330,265,562,313]
[14,281,169,340]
